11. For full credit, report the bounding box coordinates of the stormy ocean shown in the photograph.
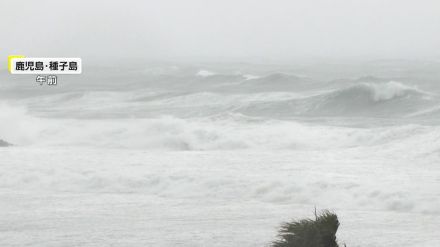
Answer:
[0,60,439,246]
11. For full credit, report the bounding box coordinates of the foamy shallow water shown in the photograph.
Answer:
[0,147,438,247]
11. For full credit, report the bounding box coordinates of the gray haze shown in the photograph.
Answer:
[1,0,440,66]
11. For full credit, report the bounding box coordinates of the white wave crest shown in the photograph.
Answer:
[362,81,424,102]
[196,70,216,77]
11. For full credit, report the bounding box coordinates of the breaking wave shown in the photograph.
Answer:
[2,102,439,155]
[326,81,427,102]
[240,81,437,118]
[2,79,439,151]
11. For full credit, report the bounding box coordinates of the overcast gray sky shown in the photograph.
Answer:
[1,0,439,66]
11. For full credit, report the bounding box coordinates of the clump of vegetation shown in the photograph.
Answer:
[272,210,341,247]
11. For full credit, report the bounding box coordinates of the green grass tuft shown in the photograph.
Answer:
[272,210,340,247]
